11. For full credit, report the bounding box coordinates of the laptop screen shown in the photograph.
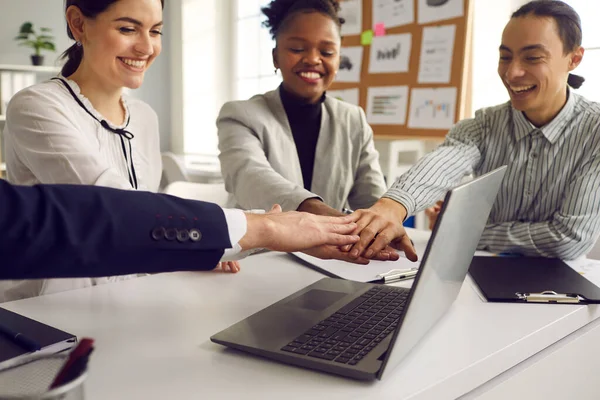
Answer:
[378,166,506,380]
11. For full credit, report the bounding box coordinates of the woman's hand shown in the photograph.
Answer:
[217,261,241,273]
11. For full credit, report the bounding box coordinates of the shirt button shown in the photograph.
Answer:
[531,152,538,159]
[189,229,202,242]
[177,229,190,243]
[151,227,165,241]
[165,228,178,241]
[525,191,532,196]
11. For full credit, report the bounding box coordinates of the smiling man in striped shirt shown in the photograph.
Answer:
[349,0,600,261]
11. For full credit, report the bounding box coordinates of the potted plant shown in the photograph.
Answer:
[14,22,56,66]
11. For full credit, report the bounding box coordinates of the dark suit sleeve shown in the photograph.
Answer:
[0,180,232,279]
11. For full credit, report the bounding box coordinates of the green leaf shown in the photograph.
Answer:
[14,34,29,41]
[19,22,34,34]
[18,40,37,48]
[37,35,54,41]
[40,27,52,32]
[41,42,56,51]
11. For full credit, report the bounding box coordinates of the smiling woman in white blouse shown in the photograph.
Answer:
[1,0,237,302]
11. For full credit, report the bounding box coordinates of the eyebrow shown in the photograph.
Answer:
[499,44,549,54]
[285,36,338,46]
[113,17,163,27]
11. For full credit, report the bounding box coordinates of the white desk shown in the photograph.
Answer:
[2,252,600,399]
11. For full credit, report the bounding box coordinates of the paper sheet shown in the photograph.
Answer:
[418,24,456,84]
[417,0,464,24]
[566,257,600,288]
[336,46,363,83]
[339,0,363,36]
[369,33,412,74]
[372,0,414,29]
[408,87,457,129]
[292,252,421,283]
[328,88,360,106]
[366,85,409,125]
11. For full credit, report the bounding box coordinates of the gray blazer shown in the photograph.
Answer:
[217,89,386,212]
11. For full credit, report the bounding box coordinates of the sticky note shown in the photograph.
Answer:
[361,30,374,46]
[374,23,386,37]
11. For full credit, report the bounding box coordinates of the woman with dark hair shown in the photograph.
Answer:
[1,0,238,301]
[345,0,600,263]
[217,0,392,262]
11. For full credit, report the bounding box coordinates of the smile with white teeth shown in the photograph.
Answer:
[299,71,321,80]
[510,84,536,93]
[120,58,147,69]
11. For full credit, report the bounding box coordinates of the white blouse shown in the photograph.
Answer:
[1,76,162,301]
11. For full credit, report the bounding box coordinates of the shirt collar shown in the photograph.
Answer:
[512,88,576,144]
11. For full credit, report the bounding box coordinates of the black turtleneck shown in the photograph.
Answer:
[279,85,325,191]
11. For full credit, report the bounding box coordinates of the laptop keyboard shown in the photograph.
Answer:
[281,286,409,365]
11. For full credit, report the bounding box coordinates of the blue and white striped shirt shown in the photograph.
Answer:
[385,90,600,259]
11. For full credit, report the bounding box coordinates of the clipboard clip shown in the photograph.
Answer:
[515,290,583,303]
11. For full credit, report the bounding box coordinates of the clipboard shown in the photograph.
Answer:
[468,256,600,304]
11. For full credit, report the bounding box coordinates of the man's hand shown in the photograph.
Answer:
[238,205,360,252]
[348,198,418,261]
[425,200,444,230]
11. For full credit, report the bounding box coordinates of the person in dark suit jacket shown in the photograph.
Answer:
[0,180,361,281]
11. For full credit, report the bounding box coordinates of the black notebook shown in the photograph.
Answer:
[0,308,77,371]
[469,256,600,304]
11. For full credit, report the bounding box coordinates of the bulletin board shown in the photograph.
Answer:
[331,0,473,139]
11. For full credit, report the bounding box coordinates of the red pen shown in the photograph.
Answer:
[49,337,95,389]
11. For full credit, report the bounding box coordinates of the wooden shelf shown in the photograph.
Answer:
[0,64,61,74]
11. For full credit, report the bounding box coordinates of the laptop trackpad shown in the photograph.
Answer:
[284,289,347,311]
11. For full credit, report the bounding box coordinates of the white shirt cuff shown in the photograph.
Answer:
[220,208,266,262]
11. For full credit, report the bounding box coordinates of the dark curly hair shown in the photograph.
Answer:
[261,0,345,40]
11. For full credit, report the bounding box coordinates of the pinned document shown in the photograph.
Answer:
[366,86,409,125]
[418,24,456,84]
[339,0,362,36]
[418,0,464,24]
[408,87,457,129]
[336,46,363,83]
[368,33,412,74]
[373,0,414,28]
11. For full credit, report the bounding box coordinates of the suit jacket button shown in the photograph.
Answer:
[165,228,178,241]
[189,229,202,242]
[151,227,166,241]
[177,229,190,242]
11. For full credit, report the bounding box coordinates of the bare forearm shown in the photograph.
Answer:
[297,198,344,217]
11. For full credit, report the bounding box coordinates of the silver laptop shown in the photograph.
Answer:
[211,166,507,381]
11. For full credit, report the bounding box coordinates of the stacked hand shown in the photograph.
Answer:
[239,204,361,253]
[346,198,419,262]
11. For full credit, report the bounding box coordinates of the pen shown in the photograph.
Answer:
[368,269,418,284]
[49,338,95,389]
[0,322,41,352]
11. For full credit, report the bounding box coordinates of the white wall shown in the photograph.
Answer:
[0,0,70,66]
[0,0,172,151]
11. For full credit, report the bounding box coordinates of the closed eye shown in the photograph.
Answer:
[119,27,135,34]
